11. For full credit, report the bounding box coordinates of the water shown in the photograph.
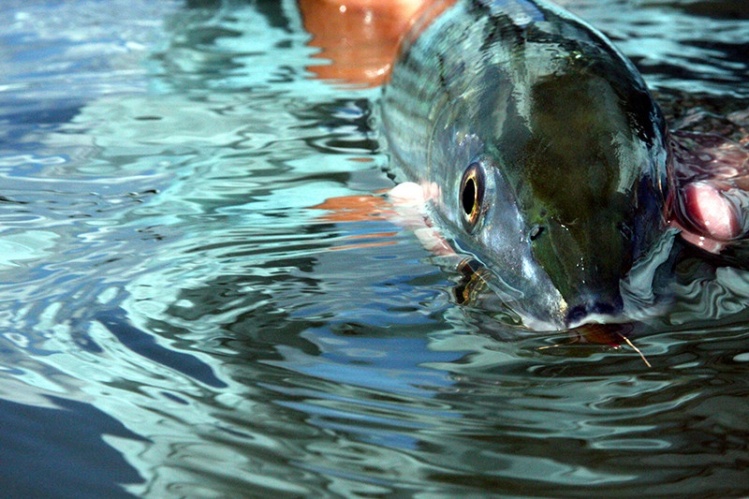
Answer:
[0,0,748,496]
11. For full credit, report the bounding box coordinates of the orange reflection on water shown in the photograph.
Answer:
[312,194,398,251]
[299,0,456,87]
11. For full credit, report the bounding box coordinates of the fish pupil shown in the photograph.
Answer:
[462,176,477,216]
[460,162,485,230]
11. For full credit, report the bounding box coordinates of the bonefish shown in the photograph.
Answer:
[381,0,674,330]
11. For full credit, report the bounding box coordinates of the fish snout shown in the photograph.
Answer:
[565,291,624,328]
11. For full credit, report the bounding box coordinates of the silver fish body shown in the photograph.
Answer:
[381,0,671,330]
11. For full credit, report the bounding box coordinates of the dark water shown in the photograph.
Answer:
[0,0,748,496]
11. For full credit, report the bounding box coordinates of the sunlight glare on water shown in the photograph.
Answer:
[0,0,747,496]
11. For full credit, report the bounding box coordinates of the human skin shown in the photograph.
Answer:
[298,0,445,86]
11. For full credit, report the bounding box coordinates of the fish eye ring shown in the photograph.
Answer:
[460,162,485,231]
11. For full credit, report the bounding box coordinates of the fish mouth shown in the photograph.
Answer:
[452,257,633,332]
[564,294,625,329]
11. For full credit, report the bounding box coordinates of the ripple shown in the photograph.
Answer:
[0,0,748,497]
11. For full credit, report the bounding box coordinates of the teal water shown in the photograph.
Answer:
[0,0,748,496]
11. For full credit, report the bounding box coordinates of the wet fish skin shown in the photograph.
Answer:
[381,0,670,329]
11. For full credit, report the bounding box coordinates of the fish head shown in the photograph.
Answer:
[517,68,670,326]
[428,50,670,329]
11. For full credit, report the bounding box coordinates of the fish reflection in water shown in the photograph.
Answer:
[304,0,749,335]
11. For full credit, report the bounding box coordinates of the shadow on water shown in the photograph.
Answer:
[95,308,226,388]
[653,0,749,19]
[0,396,146,498]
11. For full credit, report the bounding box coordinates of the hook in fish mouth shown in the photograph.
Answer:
[542,321,652,367]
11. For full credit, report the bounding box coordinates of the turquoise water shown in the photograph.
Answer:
[1,0,748,496]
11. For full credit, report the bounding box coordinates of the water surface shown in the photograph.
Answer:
[0,0,748,496]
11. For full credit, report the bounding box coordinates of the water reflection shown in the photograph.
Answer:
[0,0,747,496]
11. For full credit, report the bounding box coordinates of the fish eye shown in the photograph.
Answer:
[460,162,485,231]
